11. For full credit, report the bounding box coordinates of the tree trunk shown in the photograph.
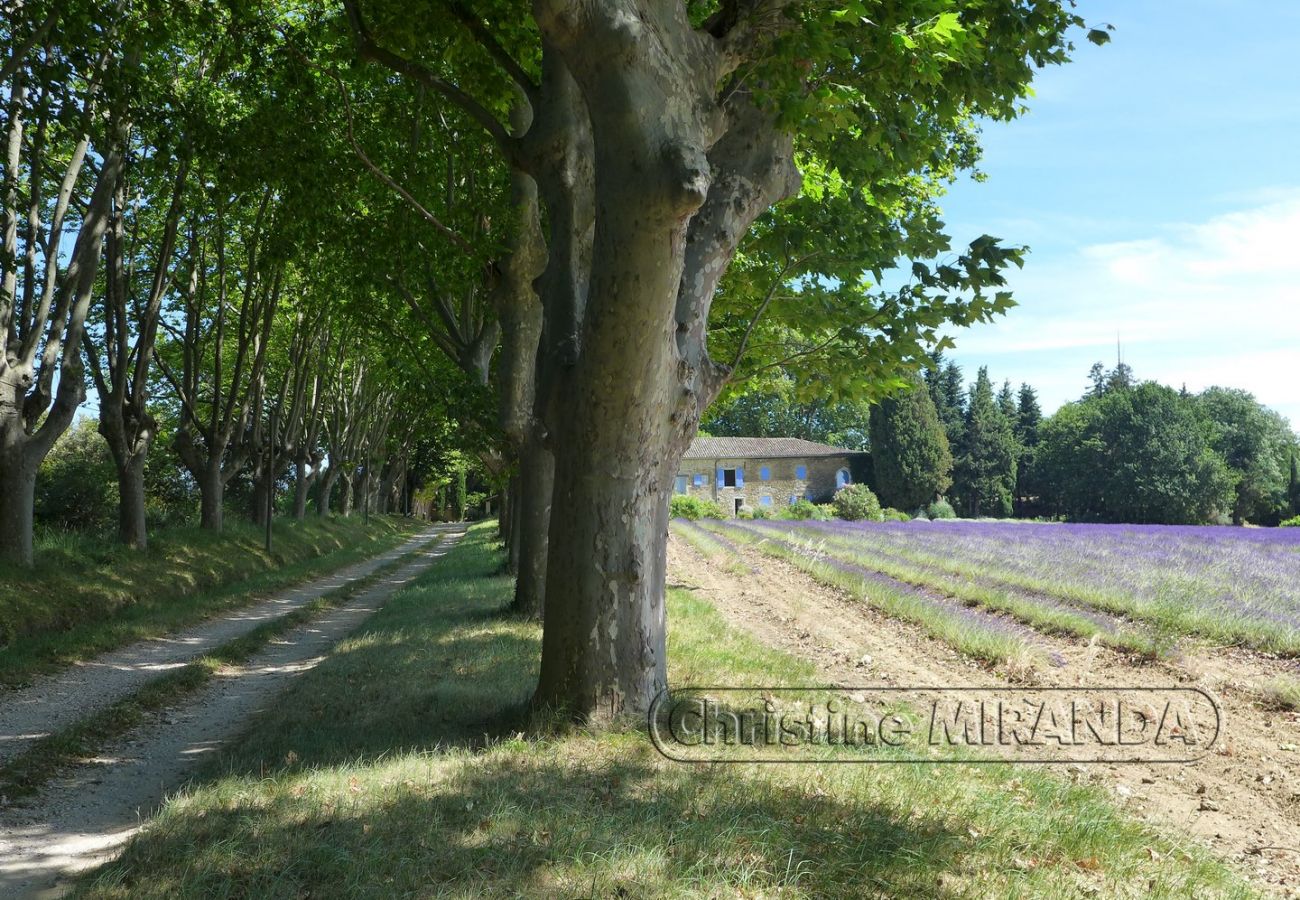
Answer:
[503,475,520,572]
[116,453,148,550]
[532,141,697,719]
[339,474,354,517]
[317,467,339,516]
[0,441,38,566]
[250,468,269,526]
[293,457,311,521]
[512,437,553,619]
[198,462,224,530]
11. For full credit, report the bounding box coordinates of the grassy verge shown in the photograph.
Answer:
[0,536,433,802]
[77,525,1252,898]
[0,515,421,688]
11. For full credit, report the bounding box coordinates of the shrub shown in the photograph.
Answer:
[927,499,957,520]
[832,484,883,521]
[750,505,772,519]
[1281,515,1300,528]
[669,494,725,520]
[882,508,911,522]
[34,420,118,534]
[777,498,831,521]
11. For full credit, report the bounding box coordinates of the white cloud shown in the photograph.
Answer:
[947,190,1300,427]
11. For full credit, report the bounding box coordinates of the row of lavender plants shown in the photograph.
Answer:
[728,519,1300,655]
[689,519,1053,670]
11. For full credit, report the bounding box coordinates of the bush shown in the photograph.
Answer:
[1281,515,1300,528]
[778,498,831,521]
[927,499,956,520]
[882,508,911,522]
[35,420,118,534]
[749,505,772,519]
[832,484,883,521]
[669,494,725,520]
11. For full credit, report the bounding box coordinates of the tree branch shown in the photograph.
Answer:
[446,2,540,103]
[341,0,515,153]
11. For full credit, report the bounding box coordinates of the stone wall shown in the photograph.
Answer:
[675,455,859,517]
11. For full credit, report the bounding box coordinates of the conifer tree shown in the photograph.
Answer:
[997,380,1017,420]
[954,367,1017,517]
[1014,383,1044,515]
[926,352,967,453]
[868,374,953,511]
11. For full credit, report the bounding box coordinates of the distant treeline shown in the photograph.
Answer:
[702,356,1300,526]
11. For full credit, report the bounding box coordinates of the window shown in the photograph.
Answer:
[723,468,738,487]
[674,475,689,494]
[693,474,704,487]
[795,465,807,480]
[759,466,771,481]
[836,468,851,488]
[760,495,772,506]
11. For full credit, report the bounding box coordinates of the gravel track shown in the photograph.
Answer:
[0,526,465,899]
[0,527,446,768]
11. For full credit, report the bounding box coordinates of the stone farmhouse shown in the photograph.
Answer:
[675,437,869,517]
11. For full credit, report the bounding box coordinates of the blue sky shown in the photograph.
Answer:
[935,0,1300,427]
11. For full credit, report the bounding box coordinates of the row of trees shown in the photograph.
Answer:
[1,2,496,561]
[856,355,1299,525]
[3,0,1102,719]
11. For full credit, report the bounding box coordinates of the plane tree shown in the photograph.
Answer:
[329,0,1103,719]
[0,2,133,564]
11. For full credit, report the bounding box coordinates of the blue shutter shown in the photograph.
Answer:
[716,469,725,489]
[761,495,772,506]
[694,474,704,487]
[736,467,744,488]
[760,466,770,481]
[796,465,807,480]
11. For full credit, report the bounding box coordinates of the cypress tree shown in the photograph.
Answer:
[1014,383,1044,514]
[1016,384,1043,446]
[997,380,1017,420]
[868,374,953,511]
[1290,449,1300,516]
[926,352,966,452]
[954,367,1018,518]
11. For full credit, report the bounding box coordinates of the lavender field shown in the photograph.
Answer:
[690,518,1300,659]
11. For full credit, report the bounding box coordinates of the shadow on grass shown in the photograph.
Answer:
[91,746,960,899]
[77,525,1253,900]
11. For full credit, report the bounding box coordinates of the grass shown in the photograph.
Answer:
[701,521,1044,672]
[76,524,1254,898]
[1260,676,1300,712]
[0,536,434,801]
[728,521,1165,658]
[0,515,421,688]
[670,519,753,576]
[760,521,1300,655]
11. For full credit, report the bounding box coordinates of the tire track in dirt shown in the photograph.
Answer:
[0,529,465,900]
[669,535,1300,897]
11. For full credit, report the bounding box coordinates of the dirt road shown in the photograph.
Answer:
[0,528,464,899]
[669,535,1300,897]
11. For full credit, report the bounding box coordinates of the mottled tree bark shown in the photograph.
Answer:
[530,1,798,719]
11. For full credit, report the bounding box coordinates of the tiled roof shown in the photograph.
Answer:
[683,436,862,460]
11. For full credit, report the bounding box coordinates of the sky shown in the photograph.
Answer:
[933,0,1300,427]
